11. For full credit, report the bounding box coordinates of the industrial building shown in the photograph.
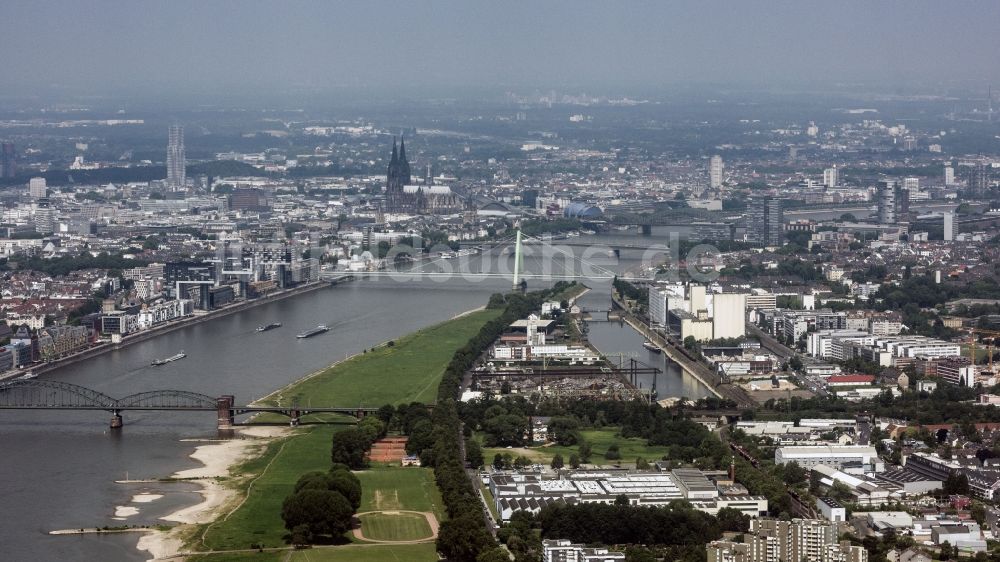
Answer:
[488,470,767,522]
[649,283,747,342]
[775,445,882,473]
[807,331,961,367]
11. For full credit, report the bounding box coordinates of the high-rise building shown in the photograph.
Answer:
[944,166,955,186]
[709,155,724,189]
[707,519,867,562]
[0,142,15,178]
[967,162,990,195]
[28,177,47,199]
[822,166,838,188]
[876,180,897,224]
[749,196,784,247]
[33,199,54,234]
[943,211,957,241]
[166,125,186,189]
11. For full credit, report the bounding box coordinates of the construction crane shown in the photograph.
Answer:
[966,328,1000,372]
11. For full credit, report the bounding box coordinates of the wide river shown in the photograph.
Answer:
[0,232,710,561]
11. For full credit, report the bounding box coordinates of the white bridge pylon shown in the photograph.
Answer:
[377,229,626,283]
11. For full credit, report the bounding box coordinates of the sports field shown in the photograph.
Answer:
[357,466,442,516]
[357,511,434,541]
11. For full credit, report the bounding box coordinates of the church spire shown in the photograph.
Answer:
[389,137,398,168]
[398,137,412,185]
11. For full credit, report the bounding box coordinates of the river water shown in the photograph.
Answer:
[0,232,709,561]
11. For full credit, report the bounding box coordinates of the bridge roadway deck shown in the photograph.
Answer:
[0,405,379,414]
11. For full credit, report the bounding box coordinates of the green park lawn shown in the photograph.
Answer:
[189,544,439,562]
[188,553,283,562]
[358,511,433,541]
[290,543,439,562]
[264,308,500,409]
[482,427,671,466]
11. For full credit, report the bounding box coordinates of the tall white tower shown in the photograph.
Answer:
[709,155,723,189]
[877,180,897,225]
[823,166,838,188]
[943,212,956,241]
[166,125,186,189]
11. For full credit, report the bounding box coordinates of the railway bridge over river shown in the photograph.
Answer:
[0,379,378,429]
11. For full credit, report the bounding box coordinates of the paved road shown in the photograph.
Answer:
[459,422,498,536]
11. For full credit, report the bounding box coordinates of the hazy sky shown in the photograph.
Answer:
[4,1,1000,96]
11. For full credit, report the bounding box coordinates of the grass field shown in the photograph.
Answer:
[357,467,443,517]
[290,543,439,562]
[358,512,433,541]
[201,426,337,550]
[482,427,670,466]
[188,544,439,562]
[188,553,283,562]
[265,309,501,409]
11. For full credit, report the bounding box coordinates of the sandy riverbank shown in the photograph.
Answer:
[451,305,486,319]
[135,425,290,561]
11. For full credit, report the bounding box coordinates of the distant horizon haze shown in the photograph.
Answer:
[2,1,1000,97]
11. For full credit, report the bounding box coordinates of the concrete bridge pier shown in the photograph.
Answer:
[216,395,235,430]
[640,224,652,236]
[110,411,123,429]
[289,409,300,427]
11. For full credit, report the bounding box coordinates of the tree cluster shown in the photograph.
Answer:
[492,511,543,562]
[613,277,648,303]
[7,252,148,277]
[480,403,530,447]
[281,466,361,545]
[537,500,722,547]
[329,415,386,470]
[759,381,994,426]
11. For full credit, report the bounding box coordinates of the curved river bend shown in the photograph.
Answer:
[0,234,710,561]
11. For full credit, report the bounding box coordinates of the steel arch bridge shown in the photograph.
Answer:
[0,379,379,429]
[0,379,218,410]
